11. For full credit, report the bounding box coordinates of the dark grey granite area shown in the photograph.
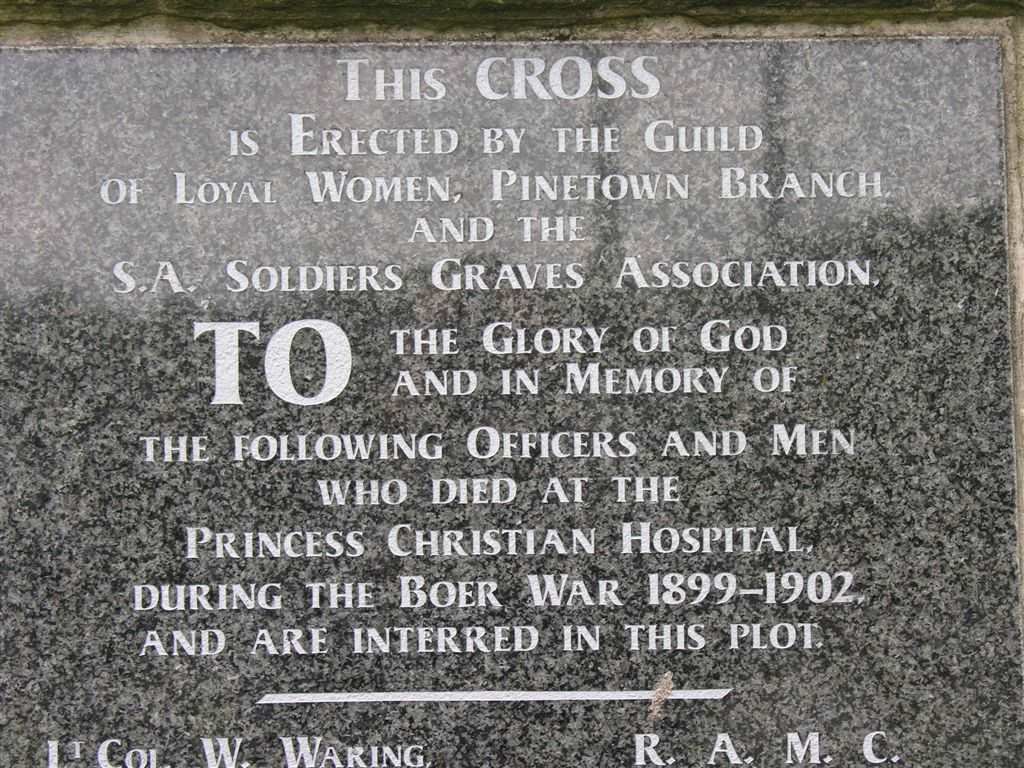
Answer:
[1,40,1021,767]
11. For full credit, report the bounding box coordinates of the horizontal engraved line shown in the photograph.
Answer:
[257,689,732,705]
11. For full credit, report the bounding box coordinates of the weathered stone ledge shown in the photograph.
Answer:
[0,1,1021,32]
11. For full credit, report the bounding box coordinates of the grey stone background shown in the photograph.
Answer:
[1,39,1022,766]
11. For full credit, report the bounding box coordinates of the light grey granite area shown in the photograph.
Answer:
[1,40,1021,767]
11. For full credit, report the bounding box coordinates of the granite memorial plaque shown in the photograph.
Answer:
[2,38,1022,768]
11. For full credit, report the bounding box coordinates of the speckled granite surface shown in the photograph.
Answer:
[1,40,1021,767]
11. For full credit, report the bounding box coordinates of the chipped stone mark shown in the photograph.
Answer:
[647,671,673,722]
